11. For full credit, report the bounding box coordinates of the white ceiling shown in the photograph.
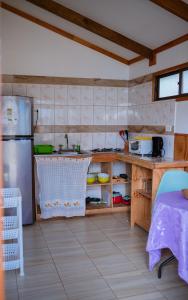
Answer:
[56,0,188,48]
[3,0,188,60]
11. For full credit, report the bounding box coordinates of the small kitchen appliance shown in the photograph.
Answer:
[152,136,163,157]
[129,137,152,156]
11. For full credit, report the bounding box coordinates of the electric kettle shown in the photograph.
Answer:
[152,137,163,157]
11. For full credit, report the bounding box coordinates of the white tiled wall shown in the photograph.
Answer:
[128,81,175,126]
[128,82,152,106]
[2,83,128,150]
[2,81,176,156]
[128,100,175,126]
[128,81,175,158]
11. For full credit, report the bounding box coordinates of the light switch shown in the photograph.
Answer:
[165,125,172,132]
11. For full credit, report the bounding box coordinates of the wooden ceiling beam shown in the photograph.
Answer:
[1,2,129,65]
[128,55,143,65]
[150,0,188,22]
[153,33,188,54]
[129,33,188,65]
[26,0,153,59]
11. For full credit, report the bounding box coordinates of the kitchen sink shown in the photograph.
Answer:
[52,149,90,156]
[34,149,91,156]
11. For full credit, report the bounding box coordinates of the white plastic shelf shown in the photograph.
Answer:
[0,188,24,276]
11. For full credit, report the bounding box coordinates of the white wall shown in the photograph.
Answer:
[175,101,188,134]
[2,9,129,79]
[129,42,188,79]
[2,8,187,80]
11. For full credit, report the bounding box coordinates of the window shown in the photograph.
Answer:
[155,68,188,101]
[182,70,188,94]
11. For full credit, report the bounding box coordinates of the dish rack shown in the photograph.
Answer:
[0,188,24,276]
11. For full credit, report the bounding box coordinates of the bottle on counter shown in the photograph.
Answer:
[58,144,63,154]
[75,144,80,153]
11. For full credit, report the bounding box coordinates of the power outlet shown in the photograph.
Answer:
[165,125,172,132]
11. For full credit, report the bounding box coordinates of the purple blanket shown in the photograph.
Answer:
[146,191,188,283]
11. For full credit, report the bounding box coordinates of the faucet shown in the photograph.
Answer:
[64,134,69,150]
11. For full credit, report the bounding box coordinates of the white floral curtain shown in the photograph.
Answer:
[35,156,91,218]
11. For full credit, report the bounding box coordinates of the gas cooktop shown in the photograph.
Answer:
[92,148,122,153]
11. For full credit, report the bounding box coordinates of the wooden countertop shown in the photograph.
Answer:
[117,153,188,169]
[91,152,188,169]
[34,152,188,169]
[91,152,117,162]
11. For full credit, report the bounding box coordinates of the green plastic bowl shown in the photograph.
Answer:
[34,144,54,154]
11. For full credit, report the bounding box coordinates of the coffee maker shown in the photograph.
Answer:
[152,137,163,157]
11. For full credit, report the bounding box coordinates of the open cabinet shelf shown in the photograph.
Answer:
[86,203,108,210]
[86,205,129,215]
[113,203,130,208]
[86,160,131,214]
[131,165,152,231]
[87,182,111,186]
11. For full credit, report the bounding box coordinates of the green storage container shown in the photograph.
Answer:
[34,144,54,154]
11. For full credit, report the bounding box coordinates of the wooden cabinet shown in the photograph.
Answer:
[86,153,188,222]
[174,134,188,161]
[131,165,152,231]
[86,156,131,215]
[131,165,185,231]
[35,152,188,223]
[86,161,112,211]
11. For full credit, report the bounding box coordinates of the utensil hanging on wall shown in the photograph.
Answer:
[119,130,129,154]
[125,130,129,141]
[119,130,128,142]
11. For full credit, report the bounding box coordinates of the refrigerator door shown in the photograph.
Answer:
[3,139,34,225]
[2,96,32,136]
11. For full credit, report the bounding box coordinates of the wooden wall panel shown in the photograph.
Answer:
[174,134,188,160]
[2,74,128,87]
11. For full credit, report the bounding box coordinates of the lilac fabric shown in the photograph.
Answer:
[146,191,188,283]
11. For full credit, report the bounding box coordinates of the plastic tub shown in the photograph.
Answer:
[34,144,54,154]
[87,173,96,184]
[98,173,110,183]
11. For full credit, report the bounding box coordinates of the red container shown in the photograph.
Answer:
[121,199,130,205]
[113,195,123,204]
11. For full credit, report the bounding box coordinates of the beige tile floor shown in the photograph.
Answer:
[5,213,188,300]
